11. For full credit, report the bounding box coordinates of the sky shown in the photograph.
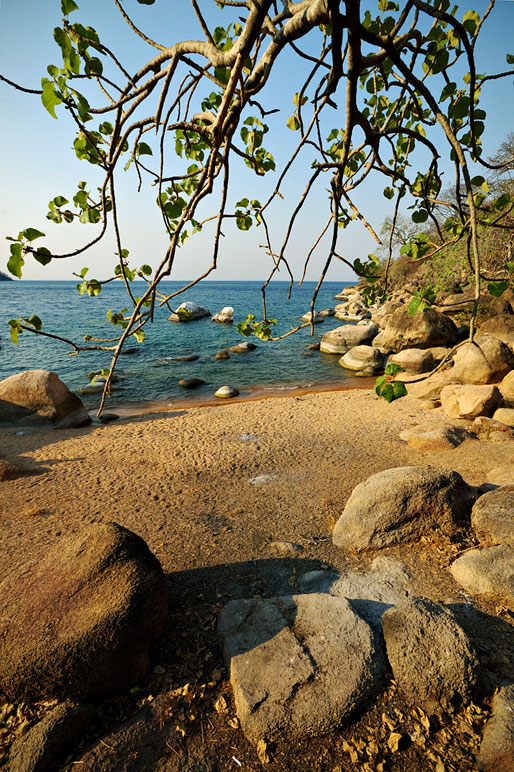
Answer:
[0,0,513,284]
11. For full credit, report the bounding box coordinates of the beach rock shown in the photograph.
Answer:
[492,407,514,426]
[215,385,239,399]
[299,556,411,630]
[229,341,256,353]
[319,323,378,354]
[318,308,335,317]
[338,345,383,373]
[98,413,120,424]
[8,700,96,772]
[168,301,210,322]
[211,306,234,323]
[402,370,454,400]
[472,416,514,441]
[478,682,514,772]
[389,348,434,374]
[170,353,199,362]
[450,545,514,608]
[217,593,385,743]
[0,370,91,429]
[500,370,514,406]
[0,522,168,701]
[450,335,514,384]
[332,466,477,552]
[471,487,514,547]
[440,384,501,420]
[381,597,479,713]
[373,307,458,353]
[300,311,324,323]
[215,350,230,360]
[178,377,205,390]
[487,465,514,487]
[399,422,469,450]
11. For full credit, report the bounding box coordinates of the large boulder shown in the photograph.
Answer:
[332,466,477,552]
[389,348,434,374]
[499,370,514,406]
[402,370,453,401]
[471,487,514,547]
[218,593,385,743]
[338,345,383,374]
[168,301,210,322]
[0,523,168,702]
[492,407,514,426]
[320,323,378,354]
[450,335,514,384]
[478,682,514,772]
[381,597,479,713]
[211,306,234,323]
[373,307,459,353]
[440,384,502,420]
[0,370,91,428]
[450,545,514,609]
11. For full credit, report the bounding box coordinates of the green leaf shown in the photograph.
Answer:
[7,243,24,278]
[61,0,79,14]
[384,363,405,377]
[411,209,428,224]
[21,314,43,330]
[8,319,22,344]
[136,142,153,156]
[293,92,308,107]
[408,297,421,316]
[133,329,145,343]
[380,381,408,403]
[33,247,52,266]
[462,9,480,34]
[23,228,45,241]
[139,264,152,275]
[137,0,155,3]
[383,187,394,200]
[488,280,509,297]
[286,115,300,131]
[503,262,514,275]
[507,54,514,65]
[41,79,62,119]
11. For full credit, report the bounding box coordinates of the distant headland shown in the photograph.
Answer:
[0,271,13,281]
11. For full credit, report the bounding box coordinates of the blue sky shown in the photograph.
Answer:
[1,0,513,283]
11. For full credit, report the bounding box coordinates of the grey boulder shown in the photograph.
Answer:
[450,545,514,609]
[332,466,477,551]
[472,486,514,546]
[450,334,514,384]
[320,323,378,354]
[372,306,458,353]
[0,370,91,428]
[0,522,168,701]
[218,593,385,743]
[381,597,479,713]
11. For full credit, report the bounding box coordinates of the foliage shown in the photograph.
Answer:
[2,0,514,413]
[374,364,408,404]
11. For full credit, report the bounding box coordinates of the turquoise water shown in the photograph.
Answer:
[0,280,356,409]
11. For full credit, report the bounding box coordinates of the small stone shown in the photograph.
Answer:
[178,378,205,390]
[212,306,234,323]
[216,350,230,360]
[215,385,239,399]
[98,413,120,424]
[306,342,321,351]
[170,353,200,362]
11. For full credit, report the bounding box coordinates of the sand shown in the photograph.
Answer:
[1,387,514,770]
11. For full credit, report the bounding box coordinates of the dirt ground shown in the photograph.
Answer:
[1,387,514,771]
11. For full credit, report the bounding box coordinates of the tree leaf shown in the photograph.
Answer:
[41,79,62,119]
[488,280,509,297]
[61,0,79,14]
[286,115,300,131]
[136,142,153,156]
[7,244,24,278]
[23,228,45,241]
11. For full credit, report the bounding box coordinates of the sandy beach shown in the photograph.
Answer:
[1,386,514,770]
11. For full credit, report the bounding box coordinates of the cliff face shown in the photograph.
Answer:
[0,271,13,281]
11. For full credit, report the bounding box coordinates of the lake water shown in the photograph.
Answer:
[0,280,360,411]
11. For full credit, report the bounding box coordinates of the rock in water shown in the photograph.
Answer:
[218,593,385,743]
[168,301,210,322]
[214,385,239,399]
[381,597,479,714]
[229,341,256,353]
[178,378,205,390]
[0,522,168,701]
[332,466,477,551]
[212,306,234,323]
[320,324,378,354]
[0,370,91,428]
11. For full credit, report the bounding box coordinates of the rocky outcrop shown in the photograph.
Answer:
[211,306,234,323]
[320,323,378,354]
[381,597,479,713]
[440,384,502,420]
[300,311,324,323]
[0,370,91,428]
[0,523,168,702]
[168,301,211,322]
[218,593,386,743]
[450,334,514,384]
[332,466,477,551]
[372,307,458,353]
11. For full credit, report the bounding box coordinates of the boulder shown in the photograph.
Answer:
[229,341,256,353]
[215,350,230,360]
[8,701,96,772]
[320,323,378,354]
[305,342,320,351]
[381,597,479,713]
[0,370,91,429]
[450,335,514,384]
[300,311,324,323]
[471,487,514,547]
[389,348,434,374]
[487,465,514,487]
[373,307,458,353]
[499,370,514,406]
[402,370,453,401]
[472,416,514,441]
[399,422,469,451]
[450,545,514,609]
[338,345,383,374]
[214,385,239,399]
[178,378,205,390]
[168,301,210,322]
[478,313,514,344]
[335,286,360,300]
[478,682,514,772]
[492,407,514,427]
[332,466,477,552]
[440,384,501,419]
[217,593,385,743]
[211,306,234,323]
[318,308,335,317]
[170,353,199,362]
[0,522,168,701]
[371,300,404,327]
